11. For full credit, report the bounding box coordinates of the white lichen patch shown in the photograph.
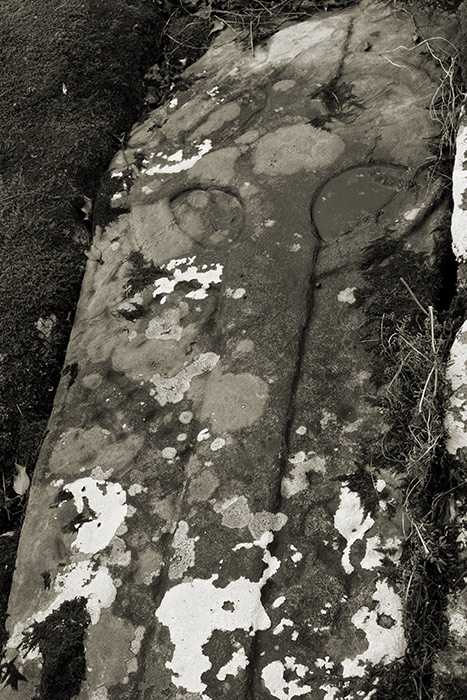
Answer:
[233,530,274,552]
[128,483,145,496]
[63,478,128,555]
[341,579,405,677]
[261,657,312,700]
[214,495,287,539]
[273,596,286,608]
[291,550,303,563]
[179,410,193,424]
[150,352,220,406]
[153,257,223,303]
[216,646,249,681]
[210,437,225,451]
[56,563,116,623]
[320,685,339,700]
[446,320,467,391]
[360,536,383,570]
[320,410,337,428]
[225,287,246,299]
[273,618,294,635]
[144,139,212,176]
[162,446,177,460]
[334,486,374,574]
[197,428,211,442]
[361,535,401,570]
[155,547,280,697]
[8,560,117,657]
[445,319,467,454]
[337,287,357,304]
[91,466,113,480]
[282,451,326,498]
[451,118,467,262]
[449,611,467,636]
[169,520,200,580]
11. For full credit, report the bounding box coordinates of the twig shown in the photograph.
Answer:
[381,36,459,56]
[429,306,436,355]
[381,55,407,69]
[412,519,430,556]
[400,277,429,316]
[419,366,434,414]
[405,565,415,604]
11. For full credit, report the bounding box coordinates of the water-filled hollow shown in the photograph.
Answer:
[312,165,405,238]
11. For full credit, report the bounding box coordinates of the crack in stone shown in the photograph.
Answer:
[243,212,323,700]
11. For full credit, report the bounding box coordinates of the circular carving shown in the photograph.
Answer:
[170,187,244,245]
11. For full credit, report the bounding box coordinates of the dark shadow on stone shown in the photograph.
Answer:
[19,598,90,700]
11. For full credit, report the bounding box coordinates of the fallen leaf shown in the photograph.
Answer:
[13,464,30,496]
[209,18,225,35]
[0,658,28,691]
[81,195,93,220]
[194,0,212,19]
[62,82,68,95]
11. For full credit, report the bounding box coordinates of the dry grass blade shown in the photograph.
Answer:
[400,277,429,316]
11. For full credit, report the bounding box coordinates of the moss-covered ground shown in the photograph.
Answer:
[0,0,167,655]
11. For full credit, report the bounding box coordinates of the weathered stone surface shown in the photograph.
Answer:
[4,2,455,699]
[434,111,467,694]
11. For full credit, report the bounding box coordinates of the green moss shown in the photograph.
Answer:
[125,250,167,296]
[353,219,467,696]
[20,598,90,700]
[0,0,165,662]
[311,78,363,122]
[93,172,132,230]
[355,238,435,388]
[0,656,27,692]
[0,531,20,650]
[434,675,467,699]
[336,463,380,517]
[369,659,424,700]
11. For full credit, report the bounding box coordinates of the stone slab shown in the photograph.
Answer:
[3,2,455,699]
[434,110,467,694]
